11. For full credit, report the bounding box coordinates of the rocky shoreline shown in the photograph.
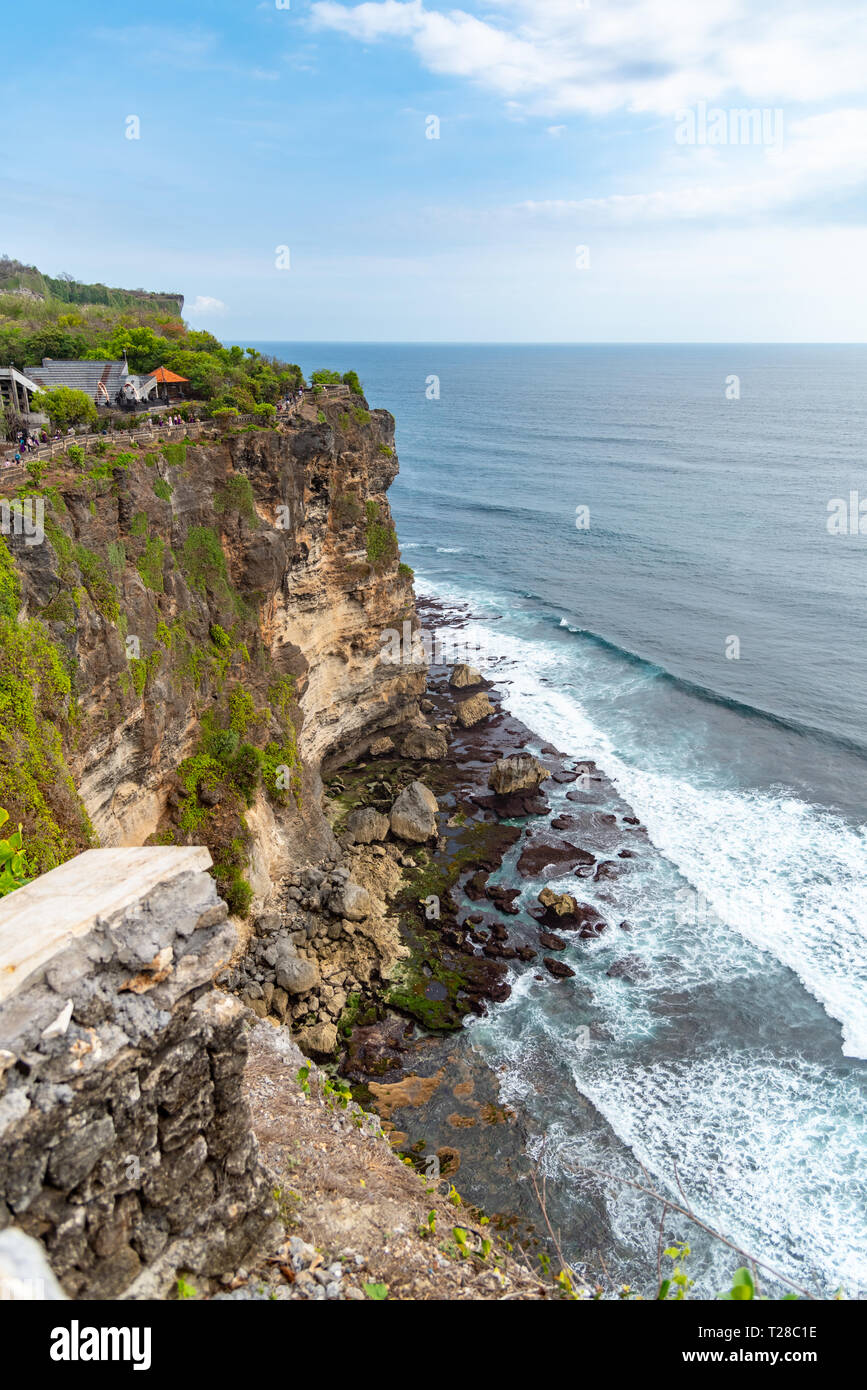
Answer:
[222,590,653,1267]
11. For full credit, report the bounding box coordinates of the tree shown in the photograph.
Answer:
[32,386,98,432]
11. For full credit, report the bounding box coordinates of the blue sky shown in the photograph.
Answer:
[2,0,866,341]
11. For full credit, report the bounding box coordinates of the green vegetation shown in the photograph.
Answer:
[135,537,165,593]
[0,259,373,440]
[0,536,92,872]
[215,474,258,527]
[71,543,118,622]
[0,258,306,436]
[0,806,30,897]
[161,441,187,468]
[129,650,161,699]
[0,536,20,621]
[162,674,301,917]
[364,500,399,569]
[0,257,183,315]
[363,1283,388,1301]
[181,525,230,597]
[32,386,97,432]
[153,478,173,502]
[311,368,364,395]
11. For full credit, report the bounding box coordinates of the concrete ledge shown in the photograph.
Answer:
[0,847,212,1004]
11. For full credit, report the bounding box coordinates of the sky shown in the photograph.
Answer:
[2,0,866,341]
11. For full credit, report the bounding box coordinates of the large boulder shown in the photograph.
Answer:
[449,664,482,688]
[400,726,448,760]
[274,944,320,995]
[327,880,371,921]
[489,755,549,796]
[455,692,494,727]
[538,887,578,917]
[346,807,390,844]
[296,1021,338,1062]
[390,780,439,842]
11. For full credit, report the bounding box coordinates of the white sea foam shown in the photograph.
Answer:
[420,574,867,1288]
[567,1050,867,1297]
[418,577,867,1058]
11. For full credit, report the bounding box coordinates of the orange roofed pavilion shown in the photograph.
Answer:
[149,366,189,401]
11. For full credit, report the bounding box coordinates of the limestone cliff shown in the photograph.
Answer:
[0,391,425,913]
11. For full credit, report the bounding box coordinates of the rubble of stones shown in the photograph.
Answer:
[218,864,369,1060]
[213,1236,369,1301]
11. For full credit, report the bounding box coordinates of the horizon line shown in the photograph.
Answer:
[226,338,867,347]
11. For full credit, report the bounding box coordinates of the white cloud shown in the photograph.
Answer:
[310,3,867,228]
[310,0,867,117]
[189,296,226,314]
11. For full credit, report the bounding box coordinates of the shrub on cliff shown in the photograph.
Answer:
[0,538,93,873]
[365,500,399,569]
[0,807,30,897]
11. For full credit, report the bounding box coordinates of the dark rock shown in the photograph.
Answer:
[543,957,576,980]
[538,931,566,951]
[464,870,490,901]
[594,860,621,881]
[517,840,595,877]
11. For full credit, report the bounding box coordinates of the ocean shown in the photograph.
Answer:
[253,342,867,1297]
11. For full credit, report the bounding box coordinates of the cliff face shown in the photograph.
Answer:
[1,393,425,910]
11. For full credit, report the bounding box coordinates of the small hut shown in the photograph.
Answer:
[148,367,189,403]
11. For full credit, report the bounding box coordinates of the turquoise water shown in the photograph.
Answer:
[254,343,867,1295]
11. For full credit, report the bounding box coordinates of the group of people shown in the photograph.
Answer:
[277,389,305,414]
[2,428,49,467]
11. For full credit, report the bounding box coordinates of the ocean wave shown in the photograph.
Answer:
[417,577,867,1057]
[562,1050,866,1296]
[547,613,867,757]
